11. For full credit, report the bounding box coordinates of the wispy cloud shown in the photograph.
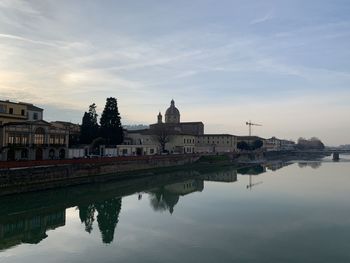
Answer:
[0,0,349,144]
[250,12,273,25]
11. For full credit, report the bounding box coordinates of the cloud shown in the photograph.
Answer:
[0,0,41,15]
[0,1,349,145]
[250,12,273,25]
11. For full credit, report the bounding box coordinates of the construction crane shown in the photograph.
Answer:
[246,175,263,190]
[246,120,262,136]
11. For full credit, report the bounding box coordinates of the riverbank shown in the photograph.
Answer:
[0,151,329,196]
[0,154,202,196]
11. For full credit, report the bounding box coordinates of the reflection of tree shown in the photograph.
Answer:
[309,162,322,169]
[78,204,95,233]
[298,162,308,168]
[149,188,179,214]
[298,162,322,169]
[95,198,122,244]
[237,165,265,175]
[77,197,122,244]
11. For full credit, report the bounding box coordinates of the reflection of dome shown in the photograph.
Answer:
[165,99,180,124]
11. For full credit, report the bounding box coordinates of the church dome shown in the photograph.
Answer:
[165,99,180,123]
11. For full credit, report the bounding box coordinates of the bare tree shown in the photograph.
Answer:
[150,124,174,153]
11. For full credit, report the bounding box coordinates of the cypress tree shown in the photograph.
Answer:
[100,97,123,145]
[80,103,100,144]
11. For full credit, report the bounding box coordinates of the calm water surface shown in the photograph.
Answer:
[1,156,350,262]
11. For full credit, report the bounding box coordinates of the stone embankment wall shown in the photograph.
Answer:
[0,155,200,196]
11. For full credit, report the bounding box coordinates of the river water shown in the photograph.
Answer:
[1,156,350,262]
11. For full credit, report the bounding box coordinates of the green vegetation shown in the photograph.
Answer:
[80,98,123,145]
[80,103,99,144]
[297,137,325,150]
[237,139,264,151]
[100,97,124,145]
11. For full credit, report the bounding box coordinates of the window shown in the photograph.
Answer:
[150,149,154,154]
[8,134,15,144]
[22,135,28,145]
[21,149,28,159]
[33,112,38,120]
[9,108,13,114]
[21,109,25,116]
[34,134,44,144]
[0,104,6,113]
[34,128,45,144]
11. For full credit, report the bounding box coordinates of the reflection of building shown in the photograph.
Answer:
[264,161,293,171]
[164,179,204,195]
[0,100,69,160]
[149,179,204,214]
[201,170,237,182]
[0,209,66,250]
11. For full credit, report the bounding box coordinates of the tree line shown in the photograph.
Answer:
[296,137,325,150]
[237,139,264,151]
[80,97,124,146]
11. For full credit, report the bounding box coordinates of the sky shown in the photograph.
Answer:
[0,0,349,145]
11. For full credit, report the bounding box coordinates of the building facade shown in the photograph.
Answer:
[0,100,44,125]
[0,120,69,161]
[195,134,237,153]
[149,100,204,136]
[0,100,69,161]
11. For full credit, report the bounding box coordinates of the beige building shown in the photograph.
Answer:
[195,134,237,153]
[264,137,281,151]
[149,100,204,136]
[116,144,159,156]
[51,121,81,146]
[0,100,44,125]
[0,120,69,161]
[0,100,69,161]
[124,100,241,155]
[124,129,195,154]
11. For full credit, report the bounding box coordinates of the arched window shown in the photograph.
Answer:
[59,149,65,159]
[21,149,28,159]
[49,149,55,159]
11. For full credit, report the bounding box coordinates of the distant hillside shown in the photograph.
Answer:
[123,124,149,130]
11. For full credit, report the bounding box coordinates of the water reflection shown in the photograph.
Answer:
[237,165,266,175]
[0,208,65,251]
[298,161,322,169]
[148,180,204,214]
[0,163,298,249]
[78,198,122,244]
[2,161,350,263]
[200,169,237,182]
[0,167,240,249]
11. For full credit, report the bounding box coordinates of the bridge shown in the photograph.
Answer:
[290,149,350,161]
